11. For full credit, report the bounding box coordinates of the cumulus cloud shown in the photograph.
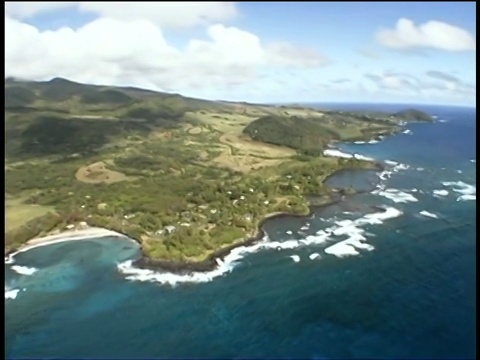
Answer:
[376,18,476,52]
[5,2,238,29]
[5,2,74,19]
[364,70,475,102]
[5,10,330,96]
[78,2,238,29]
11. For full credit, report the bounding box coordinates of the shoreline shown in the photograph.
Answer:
[5,160,385,274]
[5,228,133,260]
[132,182,380,274]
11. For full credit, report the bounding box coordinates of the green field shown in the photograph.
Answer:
[5,77,432,262]
[6,195,55,232]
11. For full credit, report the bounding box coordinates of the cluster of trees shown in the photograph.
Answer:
[243,115,333,153]
[5,213,62,252]
[5,114,152,159]
[5,85,388,261]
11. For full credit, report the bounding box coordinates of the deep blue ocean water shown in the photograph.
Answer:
[5,104,476,359]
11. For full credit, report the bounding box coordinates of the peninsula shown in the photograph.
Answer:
[5,78,432,269]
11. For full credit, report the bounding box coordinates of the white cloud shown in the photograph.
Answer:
[266,42,331,67]
[78,2,238,29]
[5,15,330,96]
[363,70,475,104]
[376,18,476,52]
[364,72,419,94]
[5,2,74,19]
[5,2,238,30]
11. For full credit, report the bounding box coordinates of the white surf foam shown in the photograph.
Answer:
[457,194,476,201]
[5,254,15,264]
[385,160,398,166]
[442,181,476,201]
[323,149,352,159]
[354,154,375,161]
[309,253,321,260]
[290,255,300,263]
[118,206,403,286]
[354,139,380,145]
[392,163,410,172]
[419,210,439,219]
[325,241,360,257]
[373,188,418,203]
[5,289,21,300]
[433,189,449,197]
[323,149,374,161]
[379,171,392,181]
[11,265,37,276]
[355,207,403,225]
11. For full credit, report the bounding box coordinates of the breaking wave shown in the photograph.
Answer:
[323,149,374,161]
[117,206,403,286]
[442,181,476,202]
[419,210,439,219]
[11,265,38,276]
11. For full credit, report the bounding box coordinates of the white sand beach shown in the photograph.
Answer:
[6,227,133,261]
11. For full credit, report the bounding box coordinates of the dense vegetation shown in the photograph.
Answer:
[393,109,433,121]
[242,107,432,153]
[243,115,332,154]
[5,78,430,263]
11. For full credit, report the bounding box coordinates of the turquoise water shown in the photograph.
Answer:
[5,104,476,359]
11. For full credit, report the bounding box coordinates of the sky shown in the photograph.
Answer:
[5,2,477,106]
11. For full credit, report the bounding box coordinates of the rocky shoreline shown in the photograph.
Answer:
[131,162,384,274]
[6,159,385,275]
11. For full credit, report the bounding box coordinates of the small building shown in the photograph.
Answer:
[165,225,176,234]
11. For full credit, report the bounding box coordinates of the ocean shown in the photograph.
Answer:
[5,104,476,359]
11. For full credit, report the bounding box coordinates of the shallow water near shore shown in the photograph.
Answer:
[5,104,476,359]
